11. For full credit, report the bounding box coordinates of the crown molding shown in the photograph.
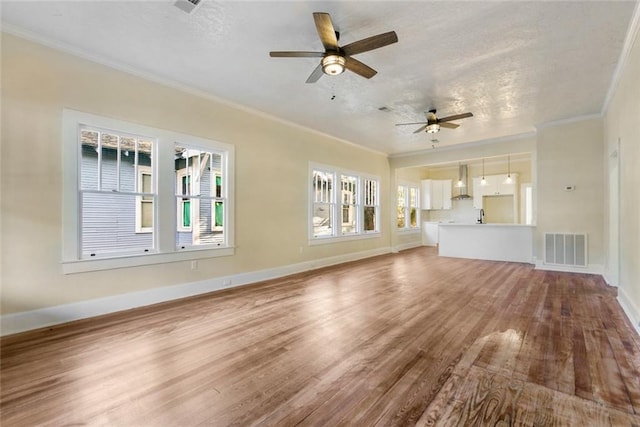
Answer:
[1,26,388,158]
[534,113,603,131]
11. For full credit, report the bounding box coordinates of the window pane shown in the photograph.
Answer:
[397,186,405,207]
[141,201,153,228]
[397,207,406,228]
[397,186,406,228]
[176,197,224,248]
[119,137,136,192]
[364,207,376,231]
[80,129,99,191]
[142,173,152,192]
[313,170,333,203]
[174,144,226,248]
[215,201,224,227]
[183,200,191,227]
[215,175,222,198]
[410,187,417,208]
[100,133,118,191]
[410,207,417,227]
[313,203,333,237]
[341,205,356,234]
[81,192,153,257]
[364,179,377,206]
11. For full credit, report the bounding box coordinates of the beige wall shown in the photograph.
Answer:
[536,117,604,266]
[604,23,640,327]
[0,34,390,315]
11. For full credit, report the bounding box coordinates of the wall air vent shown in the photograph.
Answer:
[174,0,202,14]
[544,233,587,267]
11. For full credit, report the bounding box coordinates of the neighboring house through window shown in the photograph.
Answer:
[310,163,380,243]
[62,110,235,273]
[79,127,156,257]
[175,145,226,249]
[397,183,420,230]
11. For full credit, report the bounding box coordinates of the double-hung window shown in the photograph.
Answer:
[63,109,234,273]
[310,163,380,243]
[79,126,156,258]
[397,183,420,230]
[175,144,226,249]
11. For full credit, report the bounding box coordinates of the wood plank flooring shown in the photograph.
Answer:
[1,247,639,426]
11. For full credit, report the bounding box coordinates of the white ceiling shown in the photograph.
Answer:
[1,1,637,155]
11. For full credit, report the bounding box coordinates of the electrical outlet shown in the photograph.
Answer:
[190,260,197,270]
[223,279,231,286]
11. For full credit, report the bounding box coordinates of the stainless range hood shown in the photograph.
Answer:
[452,164,472,200]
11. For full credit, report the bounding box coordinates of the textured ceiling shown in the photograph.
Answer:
[1,1,636,155]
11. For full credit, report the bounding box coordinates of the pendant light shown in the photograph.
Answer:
[481,158,487,185]
[505,155,513,184]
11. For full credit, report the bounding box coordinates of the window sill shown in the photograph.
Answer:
[309,232,381,246]
[62,246,234,274]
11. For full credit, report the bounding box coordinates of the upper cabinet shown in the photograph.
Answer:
[421,179,452,210]
[473,174,518,209]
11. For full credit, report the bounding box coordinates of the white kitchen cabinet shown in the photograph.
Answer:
[421,179,452,210]
[422,222,439,246]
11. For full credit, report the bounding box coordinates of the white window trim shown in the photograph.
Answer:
[397,181,421,233]
[211,172,223,232]
[308,162,381,245]
[62,109,235,274]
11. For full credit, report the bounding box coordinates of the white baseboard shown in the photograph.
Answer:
[618,287,640,336]
[534,260,604,275]
[0,246,391,336]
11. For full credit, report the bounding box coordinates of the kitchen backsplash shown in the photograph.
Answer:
[423,199,479,223]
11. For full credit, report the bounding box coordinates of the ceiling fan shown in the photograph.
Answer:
[269,12,398,83]
[396,109,474,134]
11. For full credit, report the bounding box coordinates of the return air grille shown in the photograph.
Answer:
[544,233,587,267]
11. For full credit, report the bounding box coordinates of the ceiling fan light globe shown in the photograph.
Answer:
[426,124,440,133]
[322,55,346,75]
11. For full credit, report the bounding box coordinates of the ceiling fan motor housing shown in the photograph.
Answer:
[322,54,346,75]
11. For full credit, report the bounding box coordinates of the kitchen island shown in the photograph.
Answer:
[438,223,535,263]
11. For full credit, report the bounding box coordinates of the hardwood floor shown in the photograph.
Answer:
[1,247,639,426]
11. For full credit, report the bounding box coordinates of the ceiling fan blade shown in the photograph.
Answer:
[439,122,460,129]
[313,12,339,51]
[344,57,377,79]
[437,112,474,123]
[342,31,398,56]
[305,63,324,83]
[413,125,429,134]
[395,122,428,126]
[270,51,325,58]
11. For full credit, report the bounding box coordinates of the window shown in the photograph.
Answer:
[363,178,378,232]
[341,174,357,234]
[79,126,156,257]
[63,110,235,273]
[397,183,420,230]
[175,145,226,249]
[310,163,380,243]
